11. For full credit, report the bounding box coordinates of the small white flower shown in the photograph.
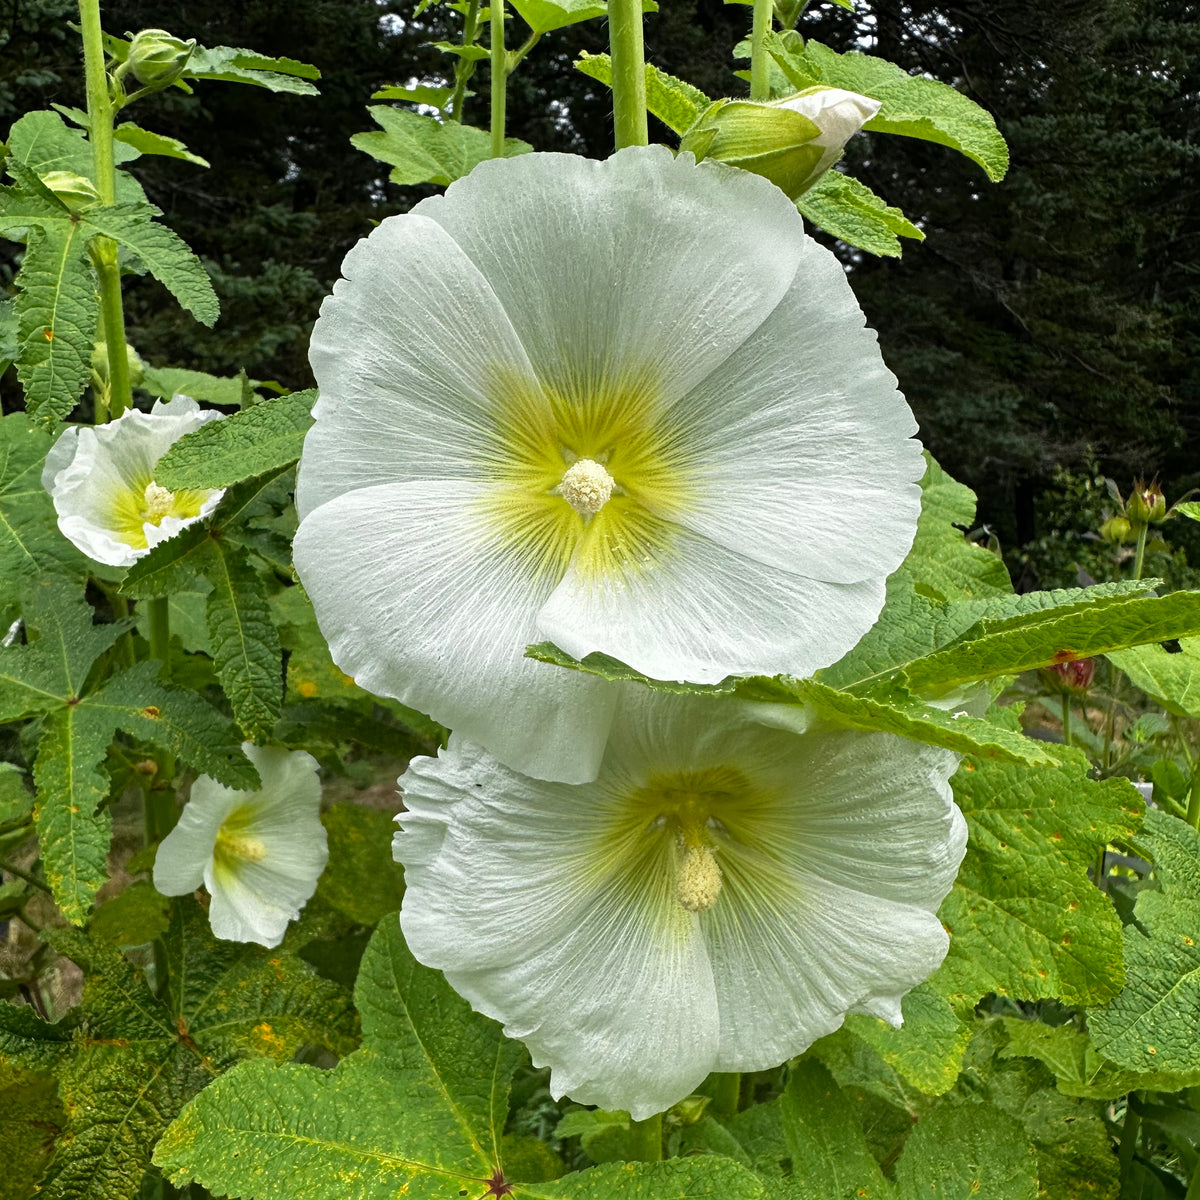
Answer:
[394,691,966,1118]
[293,146,924,783]
[41,395,224,568]
[153,744,328,948]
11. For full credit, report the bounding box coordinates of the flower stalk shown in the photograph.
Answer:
[608,0,648,148]
[79,0,133,420]
[750,0,774,102]
[710,1072,741,1117]
[490,0,507,158]
[628,1111,663,1161]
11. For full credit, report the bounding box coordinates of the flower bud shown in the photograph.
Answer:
[91,340,146,388]
[1099,515,1132,544]
[40,170,102,213]
[1040,657,1096,696]
[126,28,196,89]
[679,87,881,199]
[1127,479,1167,527]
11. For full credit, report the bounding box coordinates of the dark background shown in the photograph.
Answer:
[3,0,1197,579]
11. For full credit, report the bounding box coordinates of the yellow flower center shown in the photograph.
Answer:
[559,458,615,516]
[141,481,177,525]
[213,805,268,870]
[104,474,217,550]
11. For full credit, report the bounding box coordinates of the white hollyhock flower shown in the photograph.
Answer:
[42,395,224,568]
[394,690,966,1118]
[293,146,924,783]
[153,744,328,948]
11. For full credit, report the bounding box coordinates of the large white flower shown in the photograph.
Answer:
[153,743,328,948]
[394,690,966,1119]
[42,395,224,568]
[293,146,924,783]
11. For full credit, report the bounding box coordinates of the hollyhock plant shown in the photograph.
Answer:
[293,147,924,783]
[41,394,224,568]
[153,743,328,948]
[393,690,966,1118]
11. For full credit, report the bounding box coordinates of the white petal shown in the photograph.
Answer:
[153,774,238,896]
[411,147,807,404]
[396,745,718,1118]
[659,235,923,585]
[538,520,888,684]
[297,214,546,520]
[205,862,297,948]
[781,87,880,175]
[293,479,617,783]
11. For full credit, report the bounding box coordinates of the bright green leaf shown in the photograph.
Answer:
[352,107,532,186]
[182,45,321,94]
[574,52,711,134]
[113,122,210,167]
[6,108,145,203]
[155,388,316,489]
[1089,809,1200,1074]
[1175,502,1200,523]
[140,364,256,406]
[203,541,282,741]
[510,0,656,35]
[1107,636,1200,718]
[797,169,923,257]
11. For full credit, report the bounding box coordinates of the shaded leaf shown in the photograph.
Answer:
[574,52,711,134]
[182,45,321,94]
[1107,635,1200,718]
[797,169,923,257]
[314,804,406,927]
[113,122,209,167]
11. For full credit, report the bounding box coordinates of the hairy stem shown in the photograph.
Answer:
[448,0,481,121]
[79,0,132,418]
[1132,523,1148,581]
[750,0,774,100]
[628,1111,663,1161]
[490,0,507,158]
[710,1072,742,1118]
[608,0,648,149]
[1060,694,1072,747]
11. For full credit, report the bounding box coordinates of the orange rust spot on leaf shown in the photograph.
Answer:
[1051,648,1079,665]
[963,762,976,772]
[43,328,53,341]
[142,705,161,719]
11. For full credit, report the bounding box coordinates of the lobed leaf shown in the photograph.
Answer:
[797,169,923,257]
[155,388,316,489]
[6,108,145,203]
[351,107,532,187]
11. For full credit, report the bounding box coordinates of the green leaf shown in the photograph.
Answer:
[156,921,763,1199]
[901,589,1200,693]
[998,1019,1200,1100]
[1107,636,1200,718]
[118,520,212,599]
[315,804,407,927]
[0,1062,64,1200]
[0,412,88,601]
[203,540,282,741]
[509,0,656,35]
[1174,501,1200,523]
[371,83,455,106]
[182,45,321,94]
[352,107,532,187]
[31,907,354,1200]
[796,170,923,257]
[892,1100,1037,1199]
[5,108,145,203]
[140,364,256,406]
[82,202,218,326]
[763,34,1009,181]
[777,1060,891,1198]
[112,122,209,167]
[154,388,316,489]
[574,52,711,134]
[89,879,171,946]
[1088,809,1200,1074]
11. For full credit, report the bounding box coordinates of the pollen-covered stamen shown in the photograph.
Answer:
[675,841,722,912]
[141,481,176,525]
[559,458,615,516]
[214,825,268,864]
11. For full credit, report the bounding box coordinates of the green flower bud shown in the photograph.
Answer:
[1127,479,1167,527]
[91,341,146,388]
[1099,515,1132,544]
[679,87,881,200]
[126,28,196,89]
[40,170,102,213]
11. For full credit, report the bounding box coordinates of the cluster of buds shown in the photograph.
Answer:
[679,86,881,200]
[1100,478,1169,544]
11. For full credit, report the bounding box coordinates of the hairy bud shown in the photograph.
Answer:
[126,28,196,89]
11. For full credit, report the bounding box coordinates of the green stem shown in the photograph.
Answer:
[1117,1098,1140,1179]
[608,0,648,149]
[1132,523,1148,581]
[508,30,543,72]
[146,596,177,785]
[1187,775,1200,832]
[1060,694,1072,748]
[710,1072,741,1118]
[750,0,774,100]
[0,860,52,894]
[1186,1151,1200,1200]
[79,0,132,419]
[628,1112,663,1161]
[490,0,507,158]
[448,0,481,120]
[1094,843,1106,890]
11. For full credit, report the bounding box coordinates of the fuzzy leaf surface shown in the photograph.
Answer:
[5,108,145,202]
[352,108,531,186]
[182,45,321,93]
[1088,809,1200,1073]
[112,122,210,166]
[29,908,354,1200]
[155,388,316,489]
[573,53,709,133]
[797,170,923,257]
